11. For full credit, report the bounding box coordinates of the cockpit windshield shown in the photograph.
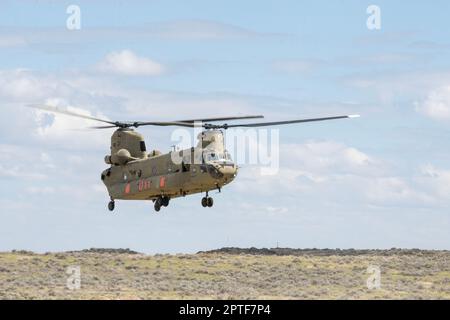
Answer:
[204,151,232,162]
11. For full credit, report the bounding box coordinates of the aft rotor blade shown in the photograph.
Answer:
[175,115,264,123]
[27,104,117,126]
[221,115,360,128]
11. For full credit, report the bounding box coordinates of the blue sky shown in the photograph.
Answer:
[1,0,450,253]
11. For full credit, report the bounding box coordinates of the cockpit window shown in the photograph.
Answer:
[204,151,232,162]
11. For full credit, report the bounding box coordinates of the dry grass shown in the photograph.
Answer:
[0,248,449,300]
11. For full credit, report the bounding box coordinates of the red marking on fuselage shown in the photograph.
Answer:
[159,176,166,188]
[138,179,152,192]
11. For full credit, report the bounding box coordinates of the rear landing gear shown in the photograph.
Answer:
[154,197,162,212]
[201,192,214,208]
[162,196,170,207]
[108,200,115,211]
[154,196,170,212]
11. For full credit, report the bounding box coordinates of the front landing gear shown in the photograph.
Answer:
[201,192,214,208]
[108,200,115,212]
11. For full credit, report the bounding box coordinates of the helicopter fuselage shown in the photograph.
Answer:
[100,128,237,209]
[101,149,237,201]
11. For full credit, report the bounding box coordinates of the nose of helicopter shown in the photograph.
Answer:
[217,163,238,180]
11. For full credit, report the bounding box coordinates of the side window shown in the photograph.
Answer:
[140,141,146,152]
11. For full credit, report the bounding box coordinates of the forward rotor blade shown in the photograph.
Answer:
[89,125,120,129]
[27,104,117,126]
[135,121,198,128]
[90,122,199,129]
[175,115,264,123]
[220,115,360,128]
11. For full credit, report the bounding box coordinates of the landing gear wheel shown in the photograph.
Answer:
[154,198,162,212]
[108,201,115,211]
[207,197,214,207]
[201,197,208,207]
[162,196,170,207]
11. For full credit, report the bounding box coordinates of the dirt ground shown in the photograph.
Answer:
[0,248,449,299]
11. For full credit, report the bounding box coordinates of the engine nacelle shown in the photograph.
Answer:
[106,149,136,166]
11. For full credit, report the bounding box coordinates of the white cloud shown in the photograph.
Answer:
[0,145,49,180]
[233,141,379,200]
[232,140,449,210]
[416,86,450,121]
[0,70,114,150]
[280,141,374,176]
[0,69,52,100]
[40,152,55,169]
[344,70,450,105]
[97,50,165,76]
[417,165,450,200]
[365,176,432,206]
[33,99,112,150]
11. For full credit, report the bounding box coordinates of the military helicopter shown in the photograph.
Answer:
[30,105,359,212]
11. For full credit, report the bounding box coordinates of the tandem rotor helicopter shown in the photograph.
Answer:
[30,104,359,212]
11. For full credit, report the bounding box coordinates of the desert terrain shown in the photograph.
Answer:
[0,248,449,299]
